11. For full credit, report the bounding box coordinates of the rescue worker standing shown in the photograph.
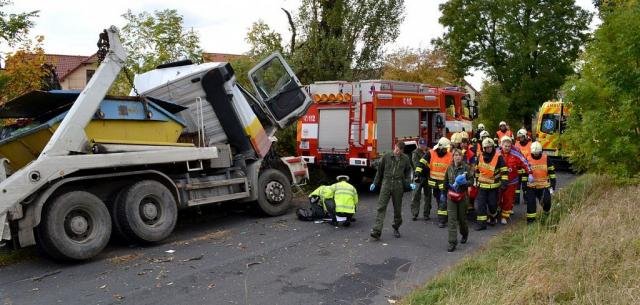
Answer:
[497,136,530,224]
[514,128,532,205]
[443,148,473,252]
[370,141,414,240]
[415,137,452,228]
[331,175,358,226]
[525,141,556,223]
[474,123,486,142]
[474,138,508,230]
[411,139,432,221]
[496,121,513,141]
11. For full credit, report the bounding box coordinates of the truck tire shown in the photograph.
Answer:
[115,180,177,244]
[256,169,292,216]
[37,191,111,261]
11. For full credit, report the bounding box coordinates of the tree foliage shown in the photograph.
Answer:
[381,47,457,86]
[1,36,47,103]
[436,0,591,127]
[476,81,520,135]
[291,0,404,83]
[110,9,202,95]
[0,0,38,48]
[562,2,640,177]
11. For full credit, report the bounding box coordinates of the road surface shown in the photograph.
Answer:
[0,172,575,305]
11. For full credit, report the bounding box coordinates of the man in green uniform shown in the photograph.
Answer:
[370,141,414,240]
[411,139,432,221]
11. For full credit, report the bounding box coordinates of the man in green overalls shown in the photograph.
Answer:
[370,141,414,240]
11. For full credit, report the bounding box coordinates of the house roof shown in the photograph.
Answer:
[202,52,245,63]
[43,54,98,81]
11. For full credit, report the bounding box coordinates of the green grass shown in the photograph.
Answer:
[402,174,640,305]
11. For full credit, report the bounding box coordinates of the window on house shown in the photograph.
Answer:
[86,69,95,84]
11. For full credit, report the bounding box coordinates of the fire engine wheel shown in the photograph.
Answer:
[37,191,111,261]
[115,180,177,244]
[256,169,292,216]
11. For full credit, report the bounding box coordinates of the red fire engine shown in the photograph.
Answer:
[296,80,477,172]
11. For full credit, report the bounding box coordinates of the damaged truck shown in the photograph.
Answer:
[0,26,311,260]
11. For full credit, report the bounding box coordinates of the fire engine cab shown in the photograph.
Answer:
[296,80,477,172]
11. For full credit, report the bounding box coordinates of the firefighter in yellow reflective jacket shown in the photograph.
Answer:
[330,175,359,226]
[308,184,335,220]
[525,141,556,223]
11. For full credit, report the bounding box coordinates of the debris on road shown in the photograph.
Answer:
[28,270,61,282]
[180,254,204,262]
[107,253,142,265]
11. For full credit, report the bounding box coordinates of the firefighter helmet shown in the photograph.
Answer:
[499,121,507,127]
[437,137,451,149]
[517,128,527,138]
[336,175,350,182]
[478,123,485,130]
[480,130,490,138]
[531,141,543,154]
[460,131,469,140]
[482,138,495,148]
[451,132,463,144]
[500,135,512,143]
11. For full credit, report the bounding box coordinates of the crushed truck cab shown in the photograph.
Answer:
[0,26,311,260]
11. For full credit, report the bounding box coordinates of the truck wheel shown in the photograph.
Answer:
[37,191,111,261]
[256,169,292,216]
[115,180,177,244]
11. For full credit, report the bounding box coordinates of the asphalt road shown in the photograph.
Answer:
[0,172,575,305]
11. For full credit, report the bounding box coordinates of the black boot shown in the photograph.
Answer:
[370,231,381,240]
[460,235,468,244]
[393,228,401,238]
[447,244,456,252]
[475,223,487,231]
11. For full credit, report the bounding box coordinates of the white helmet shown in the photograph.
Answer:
[437,137,451,149]
[500,135,512,143]
[478,123,485,130]
[479,130,490,138]
[517,128,527,138]
[499,121,507,127]
[531,141,543,154]
[482,138,495,148]
[451,132,463,144]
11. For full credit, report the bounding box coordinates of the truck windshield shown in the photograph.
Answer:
[540,114,557,134]
[251,57,293,100]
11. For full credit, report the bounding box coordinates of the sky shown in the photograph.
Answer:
[5,0,597,90]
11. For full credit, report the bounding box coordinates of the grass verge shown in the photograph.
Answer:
[402,174,640,305]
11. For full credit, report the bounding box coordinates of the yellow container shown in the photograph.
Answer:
[0,93,186,172]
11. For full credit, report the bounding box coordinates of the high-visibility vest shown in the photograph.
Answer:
[515,141,532,157]
[515,141,532,178]
[477,152,501,189]
[497,130,513,140]
[429,149,452,182]
[527,154,550,189]
[332,181,358,214]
